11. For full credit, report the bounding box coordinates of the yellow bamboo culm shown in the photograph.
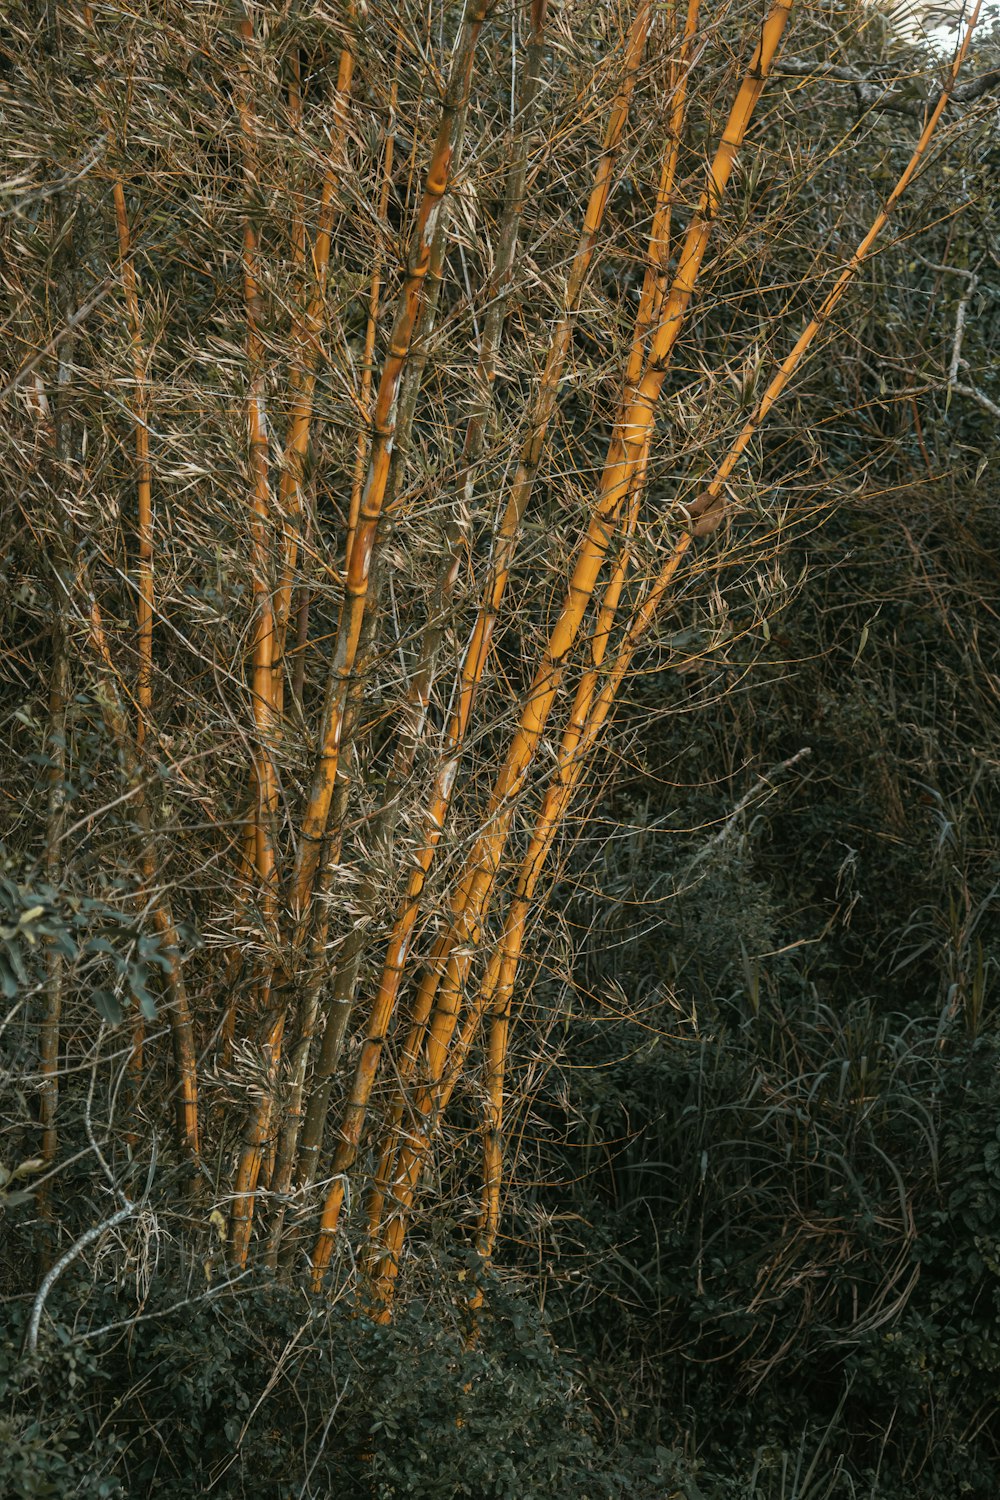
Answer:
[382,0,703,1284]
[289,0,493,928]
[227,0,492,1267]
[272,33,358,707]
[82,583,201,1159]
[390,0,795,1087]
[308,0,657,1282]
[261,56,401,1259]
[360,0,795,1312]
[367,0,982,1309]
[228,10,285,1268]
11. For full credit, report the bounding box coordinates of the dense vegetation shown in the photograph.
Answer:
[1,0,998,1494]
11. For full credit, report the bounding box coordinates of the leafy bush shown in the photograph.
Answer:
[2,1265,683,1499]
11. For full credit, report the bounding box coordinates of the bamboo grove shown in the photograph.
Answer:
[1,0,992,1319]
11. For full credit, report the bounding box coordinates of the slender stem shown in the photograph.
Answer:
[40,595,68,1168]
[369,0,981,1308]
[308,0,653,1276]
[365,0,796,1309]
[272,33,358,706]
[228,9,286,1267]
[289,0,493,932]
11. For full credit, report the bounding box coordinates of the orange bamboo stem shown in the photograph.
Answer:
[308,0,653,1280]
[368,0,981,1305]
[227,11,285,1267]
[378,0,791,1172]
[272,35,357,704]
[228,0,490,1267]
[364,0,795,1308]
[366,0,695,1259]
[289,0,492,929]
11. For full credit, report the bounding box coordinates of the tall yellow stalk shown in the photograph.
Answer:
[228,10,285,1268]
[356,0,795,1305]
[272,33,357,705]
[289,0,493,925]
[307,0,657,1275]
[366,0,702,1264]
[227,0,492,1265]
[367,0,981,1306]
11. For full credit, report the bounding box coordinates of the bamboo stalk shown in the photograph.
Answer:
[268,33,469,1232]
[367,0,699,1263]
[299,0,552,1209]
[396,0,552,766]
[306,0,654,1273]
[287,0,493,931]
[362,0,795,1307]
[271,33,357,704]
[390,0,792,1079]
[367,0,981,1306]
[230,0,491,1266]
[110,178,153,754]
[467,0,703,1271]
[226,10,290,1267]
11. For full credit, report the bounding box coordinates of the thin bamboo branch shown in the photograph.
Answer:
[232,1,491,1265]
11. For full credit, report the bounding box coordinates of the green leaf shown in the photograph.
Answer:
[86,937,121,958]
[93,988,124,1025]
[129,967,158,1021]
[0,954,17,999]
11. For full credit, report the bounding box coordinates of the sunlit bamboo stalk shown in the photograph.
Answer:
[364,0,796,1306]
[228,0,492,1265]
[304,0,552,1216]
[387,0,792,1083]
[468,0,702,1269]
[260,77,402,1255]
[368,0,981,1307]
[289,0,493,928]
[228,10,286,1267]
[271,33,357,706]
[368,0,697,1260]
[307,0,653,1272]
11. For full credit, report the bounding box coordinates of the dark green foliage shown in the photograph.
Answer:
[0,844,171,1024]
[2,1267,682,1499]
[520,475,1000,1497]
